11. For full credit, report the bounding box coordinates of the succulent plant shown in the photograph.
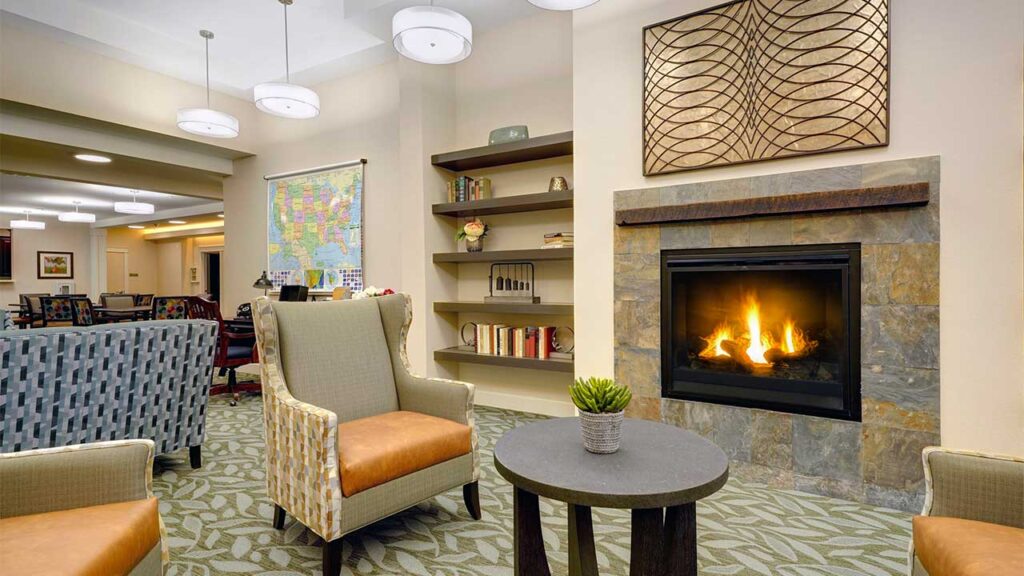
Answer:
[569,377,632,414]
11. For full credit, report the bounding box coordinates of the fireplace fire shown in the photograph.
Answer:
[662,244,861,421]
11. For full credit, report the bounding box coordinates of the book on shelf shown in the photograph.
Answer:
[446,176,492,203]
[474,323,561,360]
[542,231,573,249]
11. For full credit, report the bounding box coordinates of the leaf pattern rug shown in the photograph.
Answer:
[155,392,912,575]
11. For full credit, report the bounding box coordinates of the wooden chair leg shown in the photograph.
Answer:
[273,505,286,530]
[189,446,202,469]
[464,481,482,520]
[323,537,344,576]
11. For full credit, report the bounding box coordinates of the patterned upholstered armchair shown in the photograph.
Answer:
[909,447,1024,575]
[0,440,167,574]
[39,295,74,327]
[252,293,480,576]
[152,296,190,320]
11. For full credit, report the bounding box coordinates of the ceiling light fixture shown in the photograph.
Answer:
[177,30,240,139]
[114,190,155,215]
[128,225,146,230]
[217,214,225,218]
[58,201,96,223]
[527,0,600,10]
[254,0,320,119]
[168,220,187,224]
[10,211,45,230]
[393,1,472,65]
[74,153,112,163]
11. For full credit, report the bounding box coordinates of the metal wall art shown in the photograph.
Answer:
[487,262,539,303]
[642,0,889,175]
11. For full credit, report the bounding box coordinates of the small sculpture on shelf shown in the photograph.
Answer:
[486,262,539,303]
[456,218,489,252]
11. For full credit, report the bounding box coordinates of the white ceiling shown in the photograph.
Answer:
[0,173,221,226]
[0,0,542,98]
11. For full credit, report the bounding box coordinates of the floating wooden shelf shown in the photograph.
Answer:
[434,347,574,373]
[431,131,573,172]
[432,248,573,263]
[434,301,574,315]
[433,190,574,217]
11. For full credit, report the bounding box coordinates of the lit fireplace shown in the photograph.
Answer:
[661,244,861,421]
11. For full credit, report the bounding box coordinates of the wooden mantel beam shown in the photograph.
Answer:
[615,182,930,226]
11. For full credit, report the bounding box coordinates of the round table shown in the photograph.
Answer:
[494,417,729,576]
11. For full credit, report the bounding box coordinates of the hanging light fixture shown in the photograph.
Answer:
[177,30,240,139]
[10,211,45,230]
[254,0,320,119]
[114,191,155,215]
[58,201,96,223]
[527,0,600,9]
[393,1,472,65]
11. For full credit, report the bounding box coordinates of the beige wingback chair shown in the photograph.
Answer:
[252,293,480,575]
[909,447,1024,576]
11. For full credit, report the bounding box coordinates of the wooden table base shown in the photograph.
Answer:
[513,490,698,576]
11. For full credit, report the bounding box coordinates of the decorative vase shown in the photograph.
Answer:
[548,176,569,192]
[466,237,483,252]
[579,410,624,454]
[489,125,529,145]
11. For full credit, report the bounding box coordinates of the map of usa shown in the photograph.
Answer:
[267,164,363,292]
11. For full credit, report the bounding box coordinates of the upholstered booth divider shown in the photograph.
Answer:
[0,320,217,465]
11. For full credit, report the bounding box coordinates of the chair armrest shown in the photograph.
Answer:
[223,331,256,340]
[920,447,1024,526]
[0,440,155,518]
[396,375,475,426]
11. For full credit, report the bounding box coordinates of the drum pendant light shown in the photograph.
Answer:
[254,0,320,119]
[58,202,96,223]
[10,211,45,230]
[393,1,472,65]
[177,30,240,138]
[114,191,155,215]
[528,0,600,10]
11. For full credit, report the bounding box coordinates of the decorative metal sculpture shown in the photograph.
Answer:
[486,262,539,303]
[642,0,889,175]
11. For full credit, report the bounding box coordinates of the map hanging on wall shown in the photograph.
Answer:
[267,162,364,292]
[642,0,889,175]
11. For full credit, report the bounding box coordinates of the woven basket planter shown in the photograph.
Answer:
[579,410,624,454]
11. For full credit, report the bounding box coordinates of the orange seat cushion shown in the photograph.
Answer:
[338,411,472,497]
[0,498,161,576]
[914,516,1024,576]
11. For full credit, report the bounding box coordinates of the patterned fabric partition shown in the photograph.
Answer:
[0,310,11,331]
[0,320,218,455]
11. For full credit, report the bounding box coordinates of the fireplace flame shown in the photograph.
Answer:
[698,293,817,368]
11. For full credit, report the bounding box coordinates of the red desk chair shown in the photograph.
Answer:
[187,297,256,406]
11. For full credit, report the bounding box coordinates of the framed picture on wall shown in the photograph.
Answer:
[37,251,74,279]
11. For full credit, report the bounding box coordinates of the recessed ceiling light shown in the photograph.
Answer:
[74,153,112,163]
[168,220,187,224]
[217,214,225,218]
[128,225,145,230]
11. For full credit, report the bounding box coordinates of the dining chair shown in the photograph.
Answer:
[151,297,190,320]
[18,293,48,327]
[187,297,256,406]
[135,294,154,307]
[39,296,74,327]
[69,297,99,326]
[101,294,138,322]
[331,286,351,300]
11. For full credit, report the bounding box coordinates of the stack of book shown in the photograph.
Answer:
[447,176,492,203]
[475,324,560,359]
[542,232,573,249]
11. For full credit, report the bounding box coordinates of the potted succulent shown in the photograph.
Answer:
[457,218,489,252]
[569,377,632,454]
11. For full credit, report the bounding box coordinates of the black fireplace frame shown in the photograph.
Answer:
[660,243,862,421]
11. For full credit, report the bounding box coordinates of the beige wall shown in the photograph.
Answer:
[156,241,184,296]
[573,0,1024,455]
[105,228,159,294]
[0,221,93,303]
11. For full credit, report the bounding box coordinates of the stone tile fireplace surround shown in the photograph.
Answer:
[613,157,939,512]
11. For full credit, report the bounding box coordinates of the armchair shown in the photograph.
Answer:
[252,293,479,576]
[909,447,1024,576]
[0,440,167,575]
[188,296,256,406]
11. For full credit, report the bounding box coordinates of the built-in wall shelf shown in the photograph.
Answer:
[434,301,574,315]
[431,131,573,172]
[433,190,573,217]
[433,248,573,263]
[434,347,574,373]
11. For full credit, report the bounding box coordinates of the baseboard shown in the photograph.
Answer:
[475,389,576,417]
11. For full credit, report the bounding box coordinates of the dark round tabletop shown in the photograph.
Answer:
[494,417,729,509]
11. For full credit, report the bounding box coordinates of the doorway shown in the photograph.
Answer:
[106,249,128,293]
[204,251,221,302]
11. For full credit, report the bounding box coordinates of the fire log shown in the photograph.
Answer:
[765,348,787,364]
[720,340,756,371]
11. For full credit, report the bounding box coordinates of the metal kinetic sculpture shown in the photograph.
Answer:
[643,0,889,175]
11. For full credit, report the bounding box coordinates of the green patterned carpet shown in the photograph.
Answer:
[154,392,912,576]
